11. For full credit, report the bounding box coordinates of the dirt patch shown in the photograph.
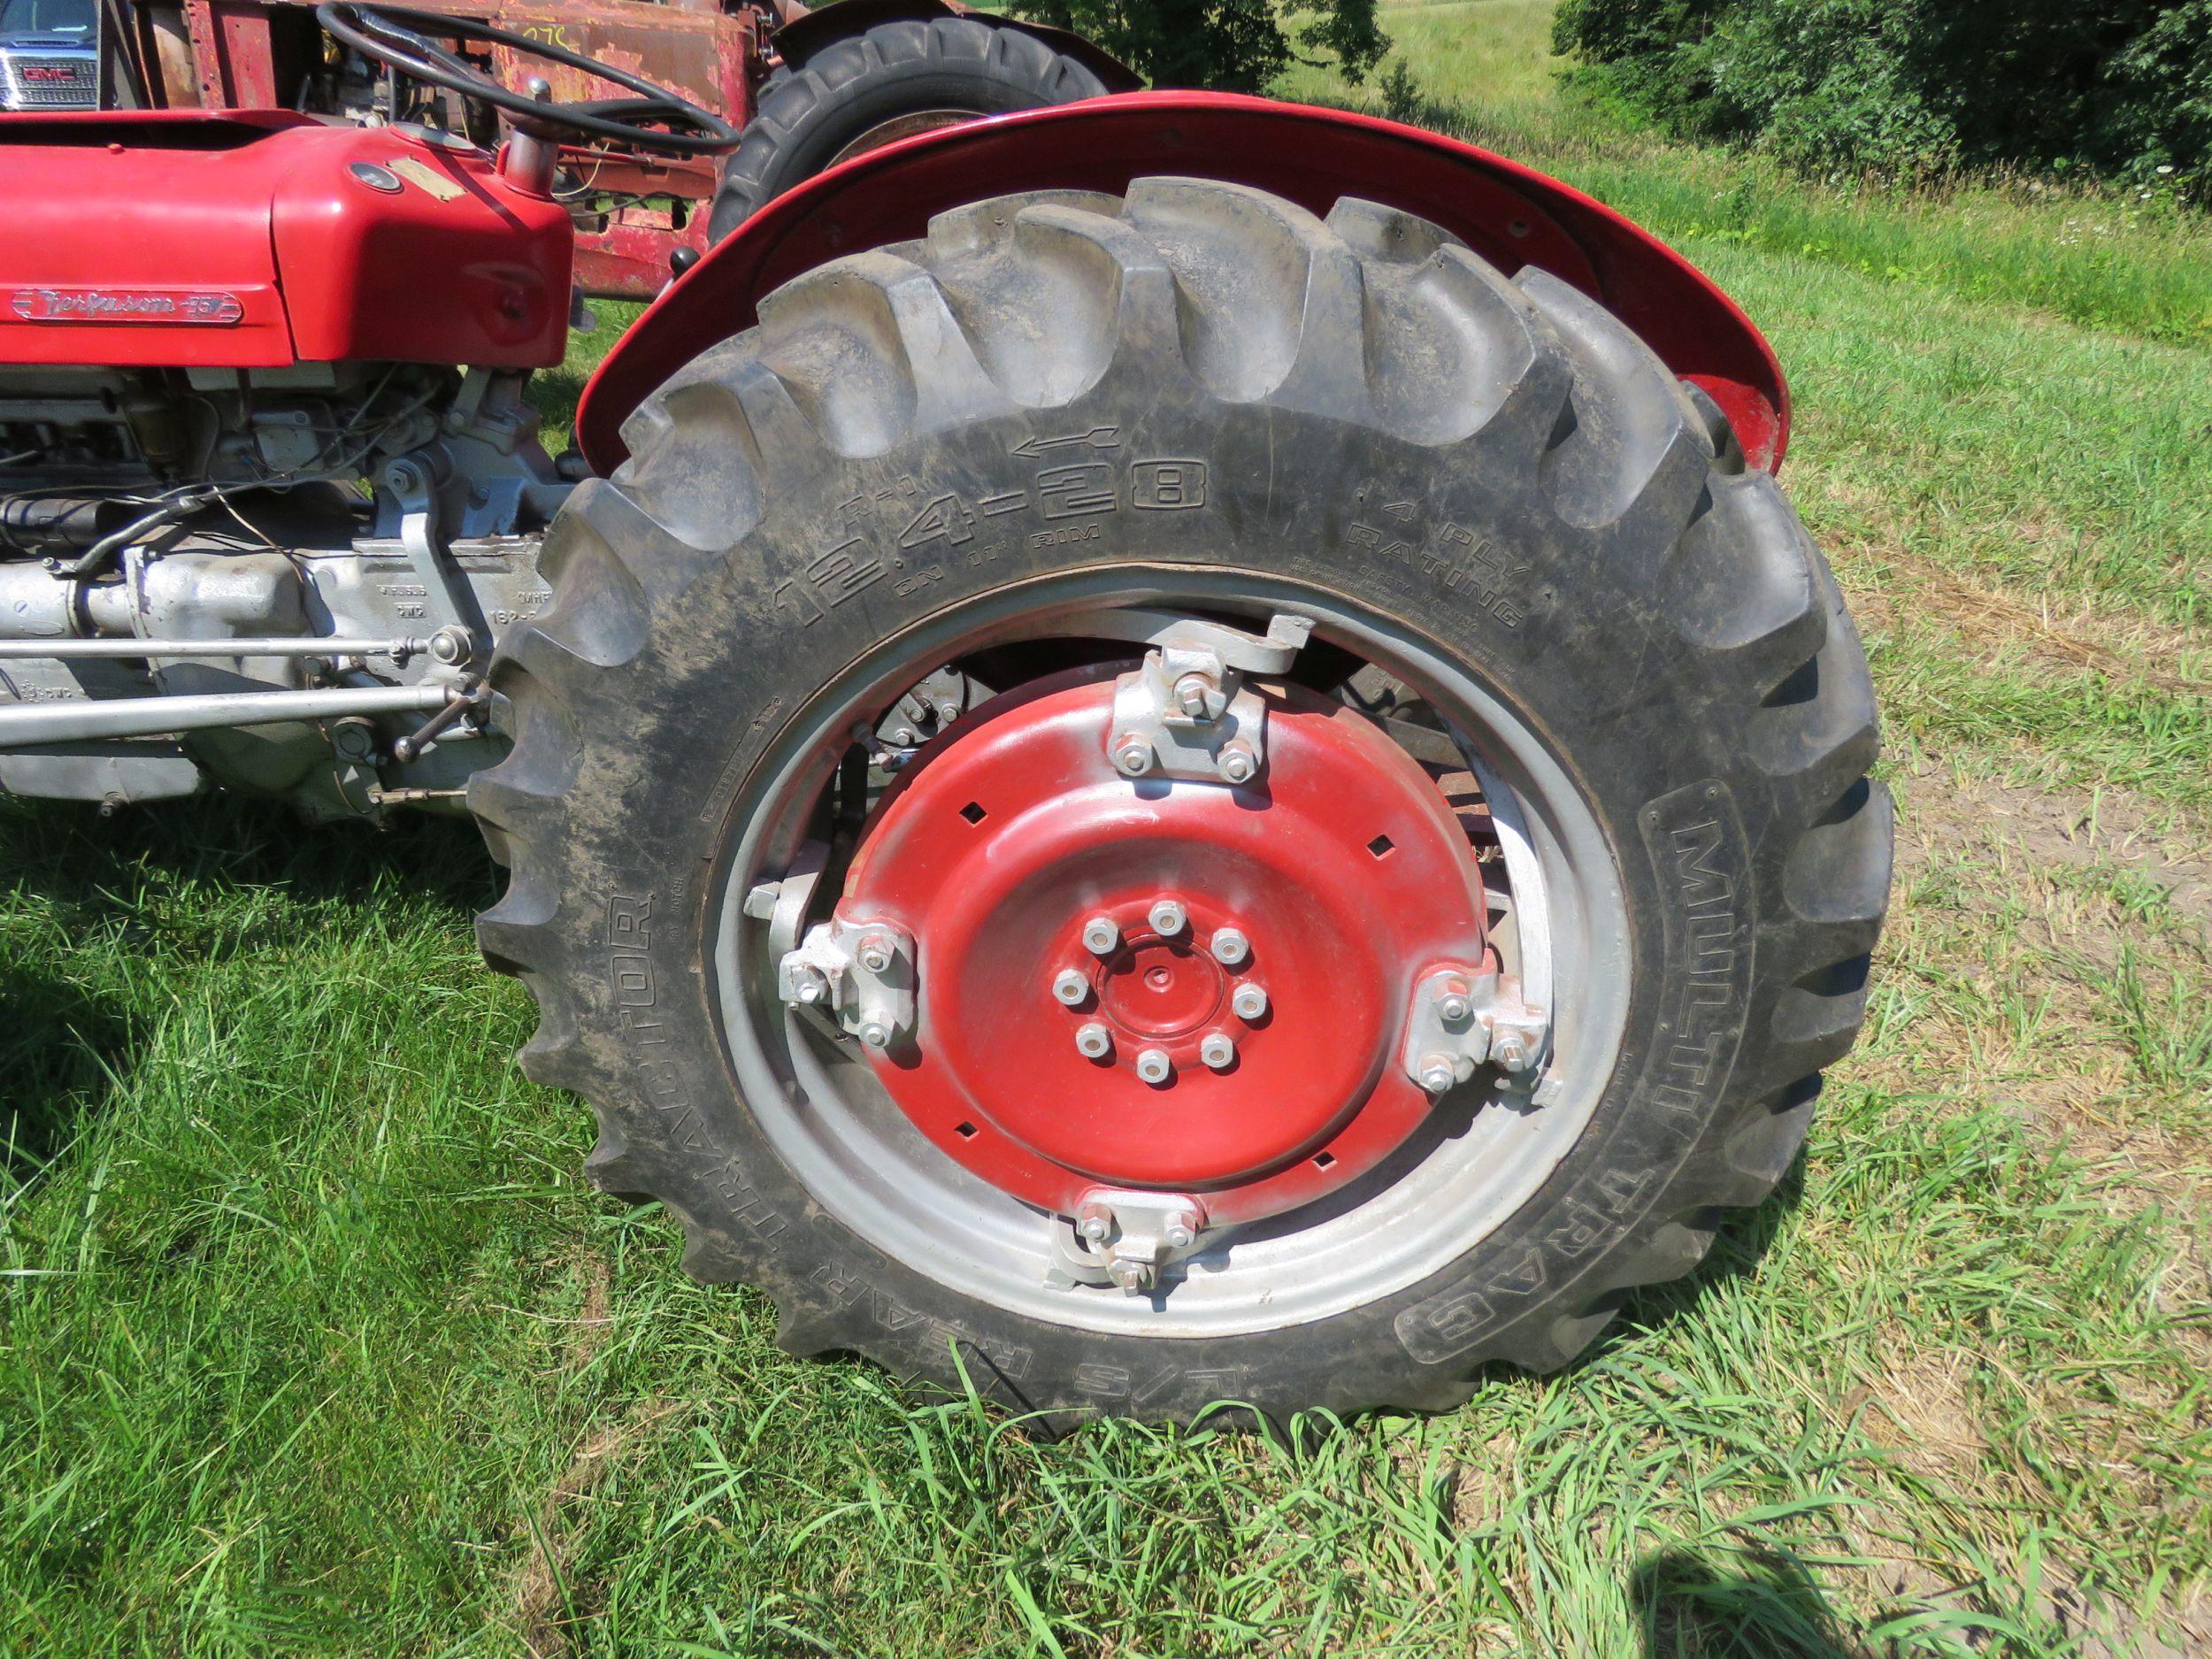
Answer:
[1894,757,2212,938]
[511,1398,686,1658]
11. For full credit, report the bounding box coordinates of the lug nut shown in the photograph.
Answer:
[1051,968,1090,1006]
[1210,927,1249,967]
[859,1021,892,1048]
[1216,741,1258,785]
[1199,1032,1237,1071]
[1493,1032,1536,1073]
[1113,733,1155,775]
[1074,1021,1113,1059]
[856,932,895,973]
[1434,980,1472,1023]
[1082,915,1120,956]
[1230,982,1268,1021]
[1135,1048,1172,1085]
[1417,1053,1457,1094]
[1148,898,1187,936]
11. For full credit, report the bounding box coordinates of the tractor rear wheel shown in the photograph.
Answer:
[476,179,1891,1423]
[709,17,1111,238]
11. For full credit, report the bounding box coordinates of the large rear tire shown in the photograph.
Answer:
[708,17,1111,239]
[475,180,1892,1423]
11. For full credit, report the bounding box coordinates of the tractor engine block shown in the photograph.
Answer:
[0,364,568,817]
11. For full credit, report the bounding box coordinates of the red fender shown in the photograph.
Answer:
[575,92,1789,474]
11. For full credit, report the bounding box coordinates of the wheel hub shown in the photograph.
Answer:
[831,666,1491,1227]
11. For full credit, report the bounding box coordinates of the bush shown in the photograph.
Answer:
[1551,0,2212,203]
[1015,0,1388,95]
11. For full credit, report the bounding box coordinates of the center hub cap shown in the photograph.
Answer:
[837,670,1488,1225]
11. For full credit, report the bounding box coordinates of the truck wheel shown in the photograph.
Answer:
[709,17,1110,238]
[476,180,1891,1422]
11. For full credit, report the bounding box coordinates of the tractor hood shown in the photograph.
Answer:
[0,111,573,371]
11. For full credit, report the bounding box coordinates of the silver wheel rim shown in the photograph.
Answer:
[710,570,1632,1338]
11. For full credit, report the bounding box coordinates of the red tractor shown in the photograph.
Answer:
[0,11,1890,1422]
[37,0,1136,295]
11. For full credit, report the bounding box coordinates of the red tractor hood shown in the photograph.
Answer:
[0,111,572,371]
[578,92,1790,474]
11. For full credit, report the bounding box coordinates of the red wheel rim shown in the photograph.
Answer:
[836,671,1488,1225]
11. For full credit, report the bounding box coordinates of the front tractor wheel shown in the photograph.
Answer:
[475,179,1892,1422]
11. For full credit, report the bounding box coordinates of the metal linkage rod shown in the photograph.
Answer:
[0,635,442,661]
[0,684,458,749]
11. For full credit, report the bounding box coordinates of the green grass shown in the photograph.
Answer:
[4,6,2210,1653]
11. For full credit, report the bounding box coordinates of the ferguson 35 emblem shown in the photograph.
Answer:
[7,288,246,326]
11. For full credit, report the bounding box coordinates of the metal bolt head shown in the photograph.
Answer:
[1164,1221,1195,1248]
[1173,672,1215,718]
[1199,1031,1237,1071]
[1074,1021,1113,1059]
[1113,733,1154,775]
[1081,915,1120,956]
[1148,898,1187,936]
[856,932,895,974]
[1135,1048,1172,1085]
[787,964,828,1006]
[858,1021,892,1048]
[1230,982,1268,1021]
[1493,1032,1535,1073]
[1051,967,1090,1006]
[1110,1260,1155,1294]
[1434,980,1473,1024]
[1079,1213,1110,1243]
[1417,1054,1457,1094]
[1210,927,1249,967]
[1216,741,1257,785]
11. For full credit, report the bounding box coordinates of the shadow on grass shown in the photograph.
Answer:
[0,795,500,1181]
[1633,1544,1860,1657]
[0,793,497,922]
[0,958,137,1186]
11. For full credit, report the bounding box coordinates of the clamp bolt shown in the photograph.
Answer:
[1173,672,1215,718]
[1110,1261,1155,1294]
[1113,733,1155,776]
[1164,1221,1196,1248]
[1230,982,1269,1021]
[1148,898,1187,936]
[1210,927,1249,967]
[788,964,829,1006]
[1417,1054,1457,1094]
[1079,1213,1111,1243]
[1435,980,1473,1024]
[1199,1032,1237,1071]
[1051,968,1091,1007]
[858,1021,892,1049]
[1134,1048,1172,1085]
[1216,741,1258,785]
[1493,1032,1536,1073]
[1074,1021,1113,1059]
[1081,915,1120,956]
[856,932,896,974]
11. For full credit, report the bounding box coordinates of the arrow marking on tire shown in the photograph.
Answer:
[1011,426,1121,459]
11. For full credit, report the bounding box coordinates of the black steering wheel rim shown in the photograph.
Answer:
[314,2,741,157]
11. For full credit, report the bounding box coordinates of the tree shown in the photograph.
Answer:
[1015,0,1388,94]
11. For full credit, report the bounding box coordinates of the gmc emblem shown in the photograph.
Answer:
[20,66,80,81]
[7,288,245,326]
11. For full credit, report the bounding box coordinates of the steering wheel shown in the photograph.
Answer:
[314,2,741,157]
